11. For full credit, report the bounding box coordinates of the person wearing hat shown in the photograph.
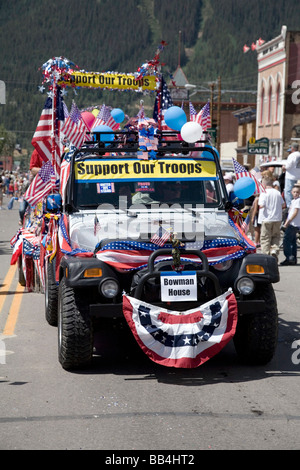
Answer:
[224,172,234,198]
[284,142,300,208]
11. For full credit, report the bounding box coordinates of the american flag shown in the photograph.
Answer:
[137,101,145,120]
[62,101,89,148]
[153,75,173,130]
[232,158,265,194]
[195,101,211,131]
[94,214,101,236]
[122,290,237,368]
[189,102,197,121]
[31,88,65,178]
[92,104,119,130]
[241,213,250,233]
[59,146,75,205]
[24,161,58,206]
[150,226,171,247]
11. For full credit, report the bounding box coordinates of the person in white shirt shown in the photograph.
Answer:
[258,176,285,260]
[284,143,300,208]
[280,186,300,265]
[224,172,234,199]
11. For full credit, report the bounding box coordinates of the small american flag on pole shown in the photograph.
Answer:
[153,75,173,130]
[31,89,65,179]
[232,158,265,194]
[62,101,89,148]
[150,225,171,247]
[189,102,197,121]
[195,101,211,131]
[24,161,58,206]
[92,104,119,130]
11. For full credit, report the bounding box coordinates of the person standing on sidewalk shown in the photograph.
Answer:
[258,176,285,261]
[280,186,300,266]
[284,143,300,208]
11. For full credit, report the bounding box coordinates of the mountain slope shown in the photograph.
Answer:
[0,0,299,151]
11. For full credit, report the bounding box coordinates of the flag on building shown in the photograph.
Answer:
[232,158,266,194]
[31,87,65,178]
[62,101,89,148]
[122,290,238,368]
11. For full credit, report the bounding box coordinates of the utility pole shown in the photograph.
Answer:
[217,76,221,153]
[210,82,215,125]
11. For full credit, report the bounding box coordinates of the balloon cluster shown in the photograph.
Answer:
[163,105,256,199]
[163,105,203,143]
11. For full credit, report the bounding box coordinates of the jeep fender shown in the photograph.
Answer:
[59,255,118,288]
[236,253,279,286]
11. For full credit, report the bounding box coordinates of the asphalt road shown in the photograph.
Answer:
[0,196,299,452]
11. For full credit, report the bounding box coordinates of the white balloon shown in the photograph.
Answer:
[180,121,203,143]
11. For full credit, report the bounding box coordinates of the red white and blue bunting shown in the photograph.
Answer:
[123,289,238,368]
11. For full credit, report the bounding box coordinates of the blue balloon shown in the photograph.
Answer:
[111,108,124,124]
[164,106,187,131]
[233,176,256,199]
[201,146,220,160]
[93,125,114,144]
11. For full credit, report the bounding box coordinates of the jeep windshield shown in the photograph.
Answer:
[72,157,224,210]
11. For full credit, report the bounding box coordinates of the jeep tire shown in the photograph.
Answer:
[233,283,278,364]
[58,277,93,370]
[45,260,59,326]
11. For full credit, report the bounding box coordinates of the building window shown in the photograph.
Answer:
[276,83,281,122]
[260,87,265,124]
[268,85,272,123]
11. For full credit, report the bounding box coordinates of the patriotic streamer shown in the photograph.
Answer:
[123,289,238,368]
[96,237,252,272]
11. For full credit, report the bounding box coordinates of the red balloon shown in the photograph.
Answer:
[81,111,95,130]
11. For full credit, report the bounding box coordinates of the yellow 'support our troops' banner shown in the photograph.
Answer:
[75,159,217,182]
[60,72,157,91]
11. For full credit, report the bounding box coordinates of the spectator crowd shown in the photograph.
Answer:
[225,142,300,266]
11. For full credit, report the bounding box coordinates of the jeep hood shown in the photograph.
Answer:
[68,208,240,252]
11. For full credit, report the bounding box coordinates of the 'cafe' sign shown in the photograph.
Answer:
[247,137,269,155]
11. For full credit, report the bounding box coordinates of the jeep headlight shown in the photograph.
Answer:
[99,278,119,298]
[236,277,254,295]
[213,260,233,271]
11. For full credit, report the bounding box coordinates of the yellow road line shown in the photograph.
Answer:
[0,264,17,313]
[3,283,25,336]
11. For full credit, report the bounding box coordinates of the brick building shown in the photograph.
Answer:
[256,25,300,161]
